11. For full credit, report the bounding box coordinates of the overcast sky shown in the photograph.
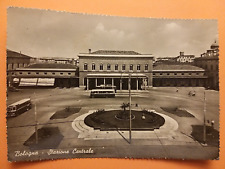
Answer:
[7,7,218,59]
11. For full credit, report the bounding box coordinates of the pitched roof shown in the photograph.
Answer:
[7,49,32,59]
[90,50,141,55]
[153,64,204,71]
[27,63,77,69]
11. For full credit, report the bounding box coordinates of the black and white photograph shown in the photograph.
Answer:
[6,7,219,161]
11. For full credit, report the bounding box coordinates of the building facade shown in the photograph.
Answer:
[155,52,195,65]
[10,63,79,88]
[194,41,219,90]
[153,64,207,87]
[7,50,31,70]
[78,50,154,90]
[38,58,77,65]
[176,52,195,63]
[7,50,32,87]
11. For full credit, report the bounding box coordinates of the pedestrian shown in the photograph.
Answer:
[192,91,196,96]
[188,91,192,96]
[142,113,146,120]
[211,120,215,128]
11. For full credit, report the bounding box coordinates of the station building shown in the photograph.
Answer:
[78,50,154,90]
[11,63,79,88]
[153,64,207,87]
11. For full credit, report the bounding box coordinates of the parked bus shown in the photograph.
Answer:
[7,98,32,117]
[90,89,115,98]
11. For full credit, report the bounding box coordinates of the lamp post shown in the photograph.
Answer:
[203,90,206,145]
[34,92,38,144]
[129,73,132,144]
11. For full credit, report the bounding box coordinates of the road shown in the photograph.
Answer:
[6,87,219,161]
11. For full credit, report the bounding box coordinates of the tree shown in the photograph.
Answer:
[120,103,129,112]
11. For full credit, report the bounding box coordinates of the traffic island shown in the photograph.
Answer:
[84,109,165,131]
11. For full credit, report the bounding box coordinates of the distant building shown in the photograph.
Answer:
[7,50,32,87]
[38,57,77,65]
[155,57,176,64]
[78,49,154,90]
[7,49,31,70]
[194,41,219,90]
[176,52,195,63]
[153,64,207,87]
[155,52,195,65]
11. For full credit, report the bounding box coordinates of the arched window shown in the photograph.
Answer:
[115,64,118,70]
[100,63,103,70]
[137,64,141,71]
[130,64,133,70]
[145,64,148,71]
[122,64,126,71]
[84,63,88,70]
[92,63,95,70]
[107,64,111,70]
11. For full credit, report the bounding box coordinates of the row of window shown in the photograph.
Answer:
[84,63,149,71]
[203,64,218,71]
[153,72,200,75]
[7,63,28,70]
[15,72,72,75]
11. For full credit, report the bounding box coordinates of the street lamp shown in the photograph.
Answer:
[34,92,38,144]
[128,73,132,144]
[120,72,132,144]
[203,89,207,145]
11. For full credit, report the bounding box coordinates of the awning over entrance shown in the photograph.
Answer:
[85,73,148,90]
[87,73,147,78]
[18,78,55,87]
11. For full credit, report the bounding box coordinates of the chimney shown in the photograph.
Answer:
[89,49,91,54]
[180,51,184,56]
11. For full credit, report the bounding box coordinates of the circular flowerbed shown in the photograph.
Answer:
[84,109,165,131]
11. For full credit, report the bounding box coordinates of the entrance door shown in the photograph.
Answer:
[97,78,104,86]
[114,78,120,90]
[89,78,96,90]
[105,78,112,86]
[131,78,137,90]
[122,78,128,90]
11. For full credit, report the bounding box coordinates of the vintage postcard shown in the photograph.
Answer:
[6,7,219,161]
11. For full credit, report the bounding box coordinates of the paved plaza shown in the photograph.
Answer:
[6,87,219,161]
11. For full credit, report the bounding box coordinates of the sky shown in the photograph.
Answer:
[7,7,218,59]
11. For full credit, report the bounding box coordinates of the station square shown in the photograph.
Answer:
[7,86,219,161]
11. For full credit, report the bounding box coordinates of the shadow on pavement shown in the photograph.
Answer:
[24,127,64,150]
[191,125,219,146]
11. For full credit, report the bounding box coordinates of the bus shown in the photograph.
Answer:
[7,98,32,117]
[90,89,116,98]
